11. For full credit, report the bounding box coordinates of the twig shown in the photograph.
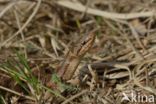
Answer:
[56,0,155,20]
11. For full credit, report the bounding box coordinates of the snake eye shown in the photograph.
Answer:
[81,41,86,45]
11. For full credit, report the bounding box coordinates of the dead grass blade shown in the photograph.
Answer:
[134,79,156,95]
[0,0,42,48]
[62,89,88,104]
[0,85,35,101]
[56,0,155,20]
[0,1,16,18]
[51,37,61,57]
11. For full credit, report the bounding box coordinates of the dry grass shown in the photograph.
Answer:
[0,0,156,104]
